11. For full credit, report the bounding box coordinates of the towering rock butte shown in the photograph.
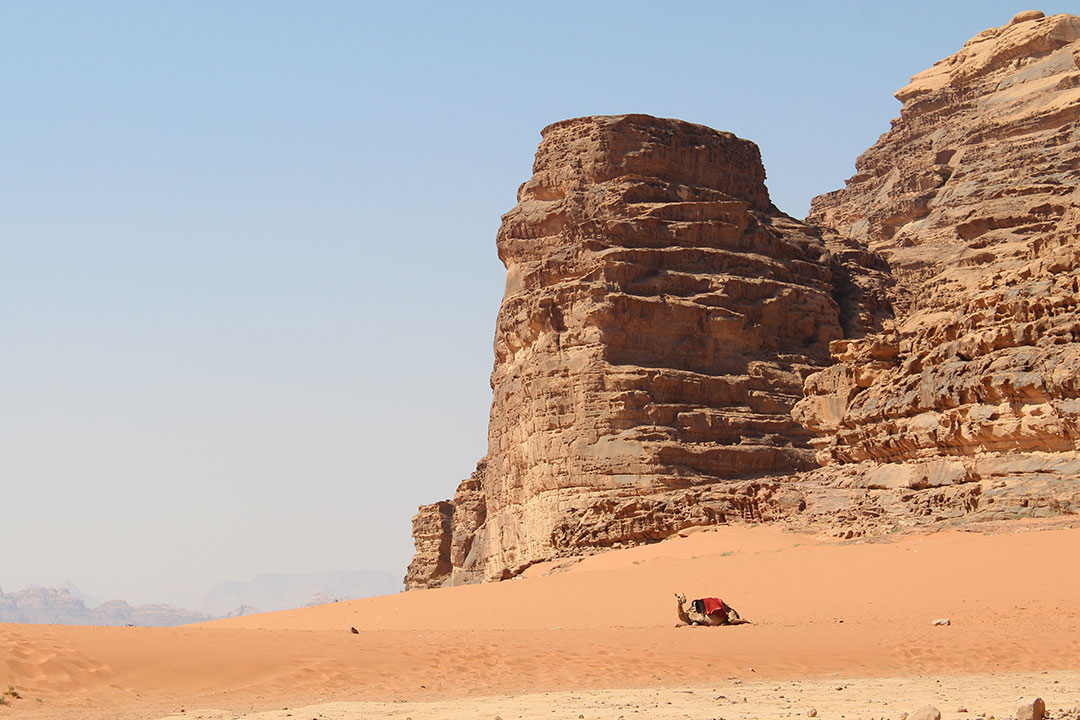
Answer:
[407,115,859,588]
[408,12,1080,589]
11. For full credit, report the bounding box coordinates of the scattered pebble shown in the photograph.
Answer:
[932,619,951,626]
[808,709,817,717]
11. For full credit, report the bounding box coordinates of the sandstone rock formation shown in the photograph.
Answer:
[408,12,1080,588]
[407,114,862,588]
[796,10,1080,519]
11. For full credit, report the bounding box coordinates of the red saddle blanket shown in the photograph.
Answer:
[701,597,726,615]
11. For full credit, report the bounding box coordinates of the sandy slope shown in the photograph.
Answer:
[1,520,1078,719]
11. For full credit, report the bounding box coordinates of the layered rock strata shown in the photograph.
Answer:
[408,12,1080,588]
[407,115,855,588]
[796,11,1080,511]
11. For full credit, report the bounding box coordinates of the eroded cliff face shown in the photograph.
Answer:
[795,11,1080,513]
[407,12,1080,589]
[407,115,854,588]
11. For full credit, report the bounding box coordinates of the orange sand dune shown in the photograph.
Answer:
[2,521,1078,719]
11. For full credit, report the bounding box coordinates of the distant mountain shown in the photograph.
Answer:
[199,570,400,616]
[0,570,401,626]
[58,581,101,608]
[224,604,263,618]
[0,586,208,627]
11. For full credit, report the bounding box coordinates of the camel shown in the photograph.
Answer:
[675,592,750,627]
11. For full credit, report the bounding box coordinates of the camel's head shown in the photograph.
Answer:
[675,593,686,604]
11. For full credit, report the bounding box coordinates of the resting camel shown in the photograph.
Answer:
[675,592,750,627]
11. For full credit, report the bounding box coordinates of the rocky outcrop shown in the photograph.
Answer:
[408,114,860,588]
[0,586,209,627]
[405,502,455,589]
[0,587,89,624]
[796,11,1080,502]
[409,12,1080,587]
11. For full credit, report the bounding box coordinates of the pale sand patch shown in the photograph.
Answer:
[155,673,1080,720]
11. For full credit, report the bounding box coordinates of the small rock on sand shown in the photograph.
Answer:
[808,709,817,717]
[1016,697,1045,720]
[909,705,941,720]
[932,618,951,626]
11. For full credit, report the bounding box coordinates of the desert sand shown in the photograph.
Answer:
[2,521,1078,719]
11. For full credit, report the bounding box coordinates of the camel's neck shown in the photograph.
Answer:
[676,598,691,623]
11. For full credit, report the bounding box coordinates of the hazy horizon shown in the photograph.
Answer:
[3,0,1070,606]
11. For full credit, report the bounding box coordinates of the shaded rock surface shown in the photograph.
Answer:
[408,12,1080,589]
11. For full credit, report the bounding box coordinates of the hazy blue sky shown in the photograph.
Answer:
[2,1,1069,606]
